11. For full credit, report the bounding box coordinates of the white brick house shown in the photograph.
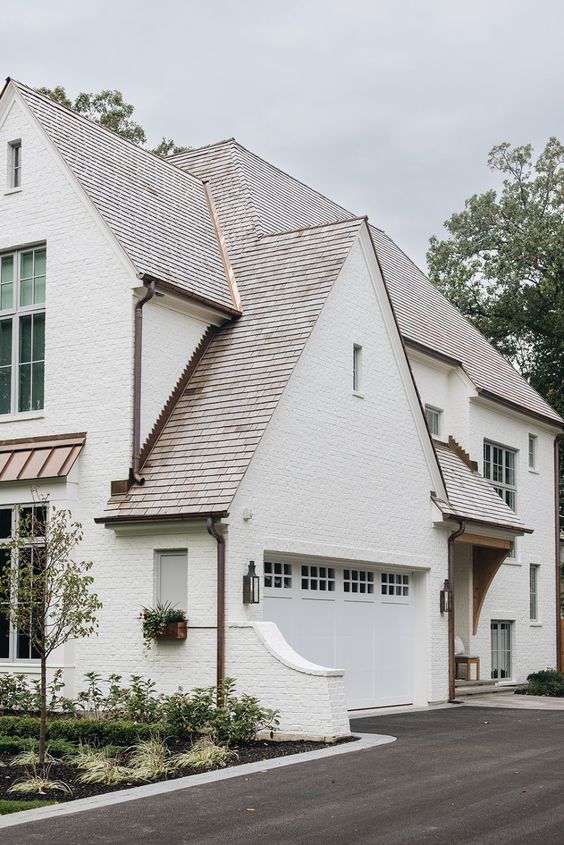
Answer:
[0,79,561,737]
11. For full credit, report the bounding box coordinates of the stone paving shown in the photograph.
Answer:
[460,692,564,709]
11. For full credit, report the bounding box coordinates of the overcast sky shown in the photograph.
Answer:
[3,0,563,268]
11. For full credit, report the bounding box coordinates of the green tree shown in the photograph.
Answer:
[427,138,564,511]
[37,86,190,157]
[0,495,101,764]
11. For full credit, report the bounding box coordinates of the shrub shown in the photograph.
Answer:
[162,678,279,746]
[526,668,564,697]
[0,716,175,745]
[127,736,172,781]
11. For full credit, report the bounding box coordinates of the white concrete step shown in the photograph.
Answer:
[456,683,521,698]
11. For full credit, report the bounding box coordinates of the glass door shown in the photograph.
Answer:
[491,621,512,680]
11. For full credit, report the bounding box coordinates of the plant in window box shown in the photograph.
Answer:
[141,602,187,649]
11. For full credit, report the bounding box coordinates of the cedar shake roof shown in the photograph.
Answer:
[103,218,364,520]
[10,81,236,313]
[174,140,563,427]
[433,441,530,533]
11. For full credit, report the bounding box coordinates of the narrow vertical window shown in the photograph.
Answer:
[156,551,188,613]
[353,344,362,394]
[8,141,21,189]
[425,405,442,438]
[483,441,517,511]
[528,434,537,470]
[529,564,539,621]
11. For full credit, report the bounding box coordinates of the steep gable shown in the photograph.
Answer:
[6,80,235,313]
[173,140,563,428]
[102,218,365,520]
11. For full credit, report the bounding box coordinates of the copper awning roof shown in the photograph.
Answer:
[0,433,86,482]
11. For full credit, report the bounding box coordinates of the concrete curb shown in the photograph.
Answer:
[0,732,395,829]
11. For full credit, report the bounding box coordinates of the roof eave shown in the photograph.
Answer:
[94,510,229,526]
[474,388,564,431]
[440,511,532,535]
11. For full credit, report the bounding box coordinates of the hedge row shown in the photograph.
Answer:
[0,716,178,746]
[0,735,78,757]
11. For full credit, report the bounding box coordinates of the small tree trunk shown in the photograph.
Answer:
[39,654,47,766]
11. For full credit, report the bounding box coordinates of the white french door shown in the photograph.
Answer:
[491,620,512,680]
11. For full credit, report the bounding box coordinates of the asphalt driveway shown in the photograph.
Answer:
[3,705,564,844]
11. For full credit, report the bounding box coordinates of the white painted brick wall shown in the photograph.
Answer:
[410,346,559,683]
[227,236,450,707]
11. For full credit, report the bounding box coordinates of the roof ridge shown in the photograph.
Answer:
[170,137,237,160]
[231,141,264,240]
[8,78,206,189]
[259,215,366,241]
[233,140,353,218]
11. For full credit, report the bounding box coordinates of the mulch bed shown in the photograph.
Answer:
[0,737,355,806]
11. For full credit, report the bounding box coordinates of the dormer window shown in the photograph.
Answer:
[8,141,21,190]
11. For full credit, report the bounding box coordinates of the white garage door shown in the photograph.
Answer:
[263,561,415,709]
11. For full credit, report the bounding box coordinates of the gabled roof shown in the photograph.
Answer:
[6,80,236,314]
[433,441,530,534]
[173,140,563,428]
[102,217,365,520]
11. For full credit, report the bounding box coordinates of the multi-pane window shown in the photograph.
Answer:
[301,565,335,592]
[0,246,46,415]
[425,405,442,438]
[343,569,374,594]
[353,344,362,393]
[528,434,537,470]
[483,441,517,511]
[8,141,21,189]
[381,572,409,597]
[264,561,292,589]
[529,564,539,621]
[0,504,46,662]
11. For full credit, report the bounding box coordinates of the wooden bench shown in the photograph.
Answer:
[455,655,480,681]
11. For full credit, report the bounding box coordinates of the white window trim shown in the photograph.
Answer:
[7,140,22,191]
[529,563,540,623]
[0,245,46,416]
[528,434,538,472]
[0,503,46,664]
[424,405,442,438]
[483,440,517,512]
[352,343,363,397]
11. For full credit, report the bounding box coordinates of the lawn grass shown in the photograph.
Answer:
[0,798,56,815]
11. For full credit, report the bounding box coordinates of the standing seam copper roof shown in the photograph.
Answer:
[0,434,85,482]
[10,81,236,313]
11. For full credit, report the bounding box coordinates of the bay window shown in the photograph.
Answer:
[0,246,46,415]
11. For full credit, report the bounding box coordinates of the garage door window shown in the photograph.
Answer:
[344,569,374,594]
[381,572,409,597]
[264,561,292,589]
[301,565,335,591]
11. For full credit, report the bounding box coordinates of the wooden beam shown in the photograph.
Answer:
[456,532,512,551]
[472,546,510,634]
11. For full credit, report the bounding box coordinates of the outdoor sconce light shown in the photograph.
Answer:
[440,579,452,614]
[243,560,260,604]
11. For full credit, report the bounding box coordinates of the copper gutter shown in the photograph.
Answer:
[131,278,155,484]
[447,519,465,701]
[555,437,563,671]
[206,517,225,705]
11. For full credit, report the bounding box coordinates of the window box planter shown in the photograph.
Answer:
[156,621,187,640]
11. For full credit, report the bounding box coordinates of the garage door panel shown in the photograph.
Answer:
[296,598,338,668]
[263,561,416,710]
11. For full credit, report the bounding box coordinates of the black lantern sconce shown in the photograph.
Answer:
[243,560,260,604]
[440,579,452,614]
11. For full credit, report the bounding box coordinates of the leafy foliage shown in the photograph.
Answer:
[0,715,170,746]
[171,737,233,771]
[0,496,101,764]
[75,748,134,786]
[141,603,186,649]
[526,668,564,697]
[8,772,72,796]
[127,735,172,780]
[37,86,190,157]
[427,138,564,509]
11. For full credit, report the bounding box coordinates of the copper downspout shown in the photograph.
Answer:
[131,278,156,484]
[206,517,225,705]
[447,519,465,701]
[555,437,562,671]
